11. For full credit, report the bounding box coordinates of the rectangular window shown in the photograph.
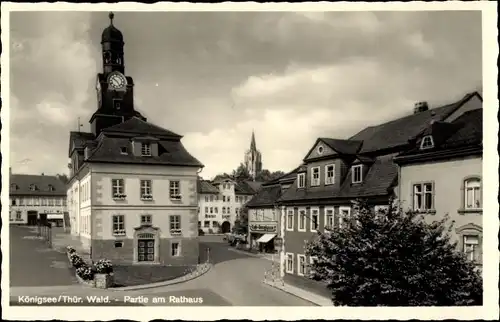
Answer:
[11,198,16,206]
[140,180,152,199]
[286,209,294,230]
[112,179,125,197]
[205,206,208,213]
[210,207,213,214]
[16,211,22,220]
[171,242,181,257]
[227,196,231,202]
[311,167,320,186]
[205,196,209,202]
[297,173,306,188]
[465,178,481,209]
[212,221,218,228]
[204,221,210,228]
[214,207,218,214]
[297,254,306,276]
[339,207,350,228]
[352,165,363,183]
[309,256,318,275]
[169,215,181,230]
[222,196,226,202]
[413,182,434,211]
[325,164,335,185]
[310,208,319,232]
[48,198,54,206]
[298,209,306,232]
[325,207,334,229]
[140,214,152,225]
[271,208,276,221]
[141,143,151,156]
[112,215,125,236]
[463,235,480,261]
[286,253,294,273]
[169,181,181,200]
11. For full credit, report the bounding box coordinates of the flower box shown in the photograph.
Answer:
[95,273,114,289]
[76,273,96,287]
[113,193,127,200]
[141,194,153,201]
[170,229,182,236]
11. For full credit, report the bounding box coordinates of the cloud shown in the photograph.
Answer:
[8,10,482,179]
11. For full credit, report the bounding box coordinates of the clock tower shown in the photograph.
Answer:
[90,12,145,136]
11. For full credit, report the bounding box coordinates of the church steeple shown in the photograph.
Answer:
[250,130,257,151]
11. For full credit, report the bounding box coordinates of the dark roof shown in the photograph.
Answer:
[279,154,398,202]
[10,174,67,196]
[197,180,219,194]
[244,181,263,193]
[235,180,261,195]
[264,167,300,186]
[349,92,479,154]
[319,138,363,155]
[398,108,482,157]
[69,131,95,156]
[246,184,282,208]
[86,135,203,167]
[103,117,181,138]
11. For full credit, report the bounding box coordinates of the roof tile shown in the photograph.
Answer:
[10,174,67,196]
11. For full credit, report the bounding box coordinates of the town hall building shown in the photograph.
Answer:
[67,13,203,266]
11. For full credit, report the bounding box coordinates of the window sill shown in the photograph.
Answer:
[141,198,154,201]
[113,233,126,237]
[170,197,182,202]
[113,197,127,201]
[414,209,437,215]
[458,208,483,215]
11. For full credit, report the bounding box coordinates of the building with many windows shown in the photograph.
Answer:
[9,168,67,225]
[394,107,483,267]
[67,13,203,266]
[197,178,259,233]
[245,169,297,253]
[277,91,483,292]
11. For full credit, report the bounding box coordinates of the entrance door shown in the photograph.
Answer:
[137,239,155,262]
[27,211,38,226]
[221,221,231,234]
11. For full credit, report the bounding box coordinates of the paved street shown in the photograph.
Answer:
[9,225,77,287]
[9,229,314,306]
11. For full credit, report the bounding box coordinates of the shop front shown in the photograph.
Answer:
[249,223,278,253]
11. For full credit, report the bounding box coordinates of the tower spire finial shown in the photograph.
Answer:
[250,130,257,151]
[109,12,114,25]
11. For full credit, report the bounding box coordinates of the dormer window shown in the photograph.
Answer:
[141,143,151,156]
[48,184,55,191]
[10,184,18,190]
[297,173,306,188]
[29,184,37,191]
[120,146,128,155]
[420,135,435,150]
[352,165,363,184]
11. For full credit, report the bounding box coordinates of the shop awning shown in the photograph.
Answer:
[257,233,276,244]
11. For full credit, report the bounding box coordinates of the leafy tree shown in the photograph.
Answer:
[306,199,483,306]
[256,169,285,182]
[232,163,252,181]
[57,173,69,184]
[232,207,249,235]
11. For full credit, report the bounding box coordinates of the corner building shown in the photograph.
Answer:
[67,13,203,265]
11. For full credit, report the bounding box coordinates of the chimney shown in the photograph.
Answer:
[413,101,429,114]
[41,173,44,176]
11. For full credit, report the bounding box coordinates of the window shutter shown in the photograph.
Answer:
[431,181,436,211]
[477,235,483,264]
[333,207,339,228]
[460,180,465,210]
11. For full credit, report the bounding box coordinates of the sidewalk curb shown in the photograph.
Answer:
[262,280,330,306]
[226,247,277,262]
[109,263,213,292]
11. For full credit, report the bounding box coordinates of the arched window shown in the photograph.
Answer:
[222,207,226,214]
[464,178,481,209]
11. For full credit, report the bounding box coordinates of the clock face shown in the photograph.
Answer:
[108,72,127,90]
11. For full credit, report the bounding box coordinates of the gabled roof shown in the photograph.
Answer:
[235,180,262,195]
[246,184,282,208]
[197,179,219,194]
[396,108,482,159]
[103,117,182,139]
[303,138,362,161]
[349,91,480,154]
[278,154,398,202]
[10,174,67,196]
[263,166,300,186]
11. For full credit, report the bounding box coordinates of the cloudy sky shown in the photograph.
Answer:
[9,10,482,179]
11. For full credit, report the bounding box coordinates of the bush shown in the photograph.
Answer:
[70,253,85,268]
[208,228,214,234]
[198,229,205,236]
[306,199,483,306]
[76,265,95,281]
[94,259,113,274]
[66,246,76,254]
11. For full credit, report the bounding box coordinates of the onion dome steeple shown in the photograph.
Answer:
[101,12,124,44]
[101,12,125,74]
